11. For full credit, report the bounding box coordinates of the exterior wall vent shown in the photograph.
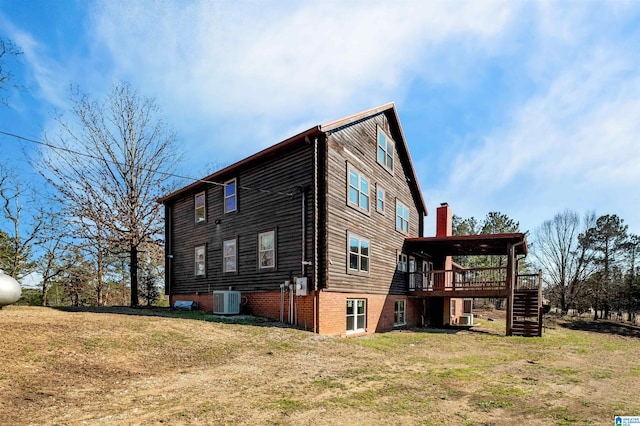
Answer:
[213,291,241,315]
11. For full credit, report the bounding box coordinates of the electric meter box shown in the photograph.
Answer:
[295,277,308,296]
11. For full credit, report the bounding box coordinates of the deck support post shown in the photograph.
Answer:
[505,243,514,336]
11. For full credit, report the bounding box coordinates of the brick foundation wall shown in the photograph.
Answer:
[171,291,425,336]
[170,291,316,331]
[318,291,423,336]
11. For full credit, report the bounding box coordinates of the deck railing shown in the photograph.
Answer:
[408,267,542,294]
[409,267,508,292]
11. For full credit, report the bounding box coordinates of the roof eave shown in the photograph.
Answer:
[157,126,322,204]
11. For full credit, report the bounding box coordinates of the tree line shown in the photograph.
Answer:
[533,211,639,321]
[453,211,639,322]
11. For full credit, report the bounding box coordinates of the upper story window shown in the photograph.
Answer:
[348,233,369,274]
[376,185,385,214]
[258,230,276,270]
[224,178,237,213]
[223,238,237,273]
[396,200,409,234]
[377,127,394,171]
[347,166,370,212]
[195,245,206,277]
[195,191,206,223]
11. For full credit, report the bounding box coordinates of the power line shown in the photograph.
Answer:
[0,129,295,197]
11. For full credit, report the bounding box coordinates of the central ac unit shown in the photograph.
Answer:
[213,290,241,315]
[459,314,474,326]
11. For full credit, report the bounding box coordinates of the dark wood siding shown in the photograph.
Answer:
[166,141,315,295]
[324,112,421,295]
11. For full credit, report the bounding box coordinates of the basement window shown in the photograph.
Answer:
[346,298,366,334]
[394,300,406,326]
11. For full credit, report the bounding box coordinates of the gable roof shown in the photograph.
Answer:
[320,102,427,216]
[158,103,427,216]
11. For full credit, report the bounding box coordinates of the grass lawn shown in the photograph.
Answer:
[2,306,639,425]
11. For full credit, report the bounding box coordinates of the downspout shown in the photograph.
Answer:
[313,136,319,334]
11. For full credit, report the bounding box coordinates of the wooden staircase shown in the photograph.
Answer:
[511,289,542,337]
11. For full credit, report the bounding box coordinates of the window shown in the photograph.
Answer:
[258,230,276,269]
[346,299,366,334]
[224,178,237,213]
[397,253,407,272]
[377,127,394,171]
[195,191,206,223]
[394,300,406,326]
[347,166,369,212]
[424,261,434,288]
[194,245,206,277]
[396,200,409,233]
[451,300,456,316]
[376,185,385,213]
[409,256,416,290]
[223,238,237,273]
[348,233,369,273]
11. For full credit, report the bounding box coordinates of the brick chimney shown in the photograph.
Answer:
[436,202,452,237]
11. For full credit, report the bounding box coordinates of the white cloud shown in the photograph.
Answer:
[87,0,518,151]
[429,3,640,234]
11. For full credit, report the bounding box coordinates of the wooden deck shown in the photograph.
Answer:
[407,268,544,337]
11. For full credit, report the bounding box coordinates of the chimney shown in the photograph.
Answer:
[436,202,452,237]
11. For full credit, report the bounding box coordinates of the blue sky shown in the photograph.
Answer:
[1,0,639,237]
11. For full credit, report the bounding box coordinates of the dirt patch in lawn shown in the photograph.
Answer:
[2,306,639,425]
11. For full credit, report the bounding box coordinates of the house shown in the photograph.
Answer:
[158,103,542,336]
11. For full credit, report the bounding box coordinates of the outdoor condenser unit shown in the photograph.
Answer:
[213,290,241,315]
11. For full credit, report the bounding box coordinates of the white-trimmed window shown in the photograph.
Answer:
[377,127,394,171]
[346,299,366,334]
[348,233,369,274]
[347,166,370,212]
[223,238,237,273]
[397,253,407,272]
[396,200,409,233]
[394,300,406,326]
[409,256,416,290]
[195,191,206,223]
[424,261,434,287]
[224,178,237,213]
[376,185,385,213]
[194,245,206,277]
[258,230,276,270]
[451,300,457,316]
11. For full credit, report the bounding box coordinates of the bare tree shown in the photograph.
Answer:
[0,38,23,106]
[532,210,596,314]
[40,82,181,306]
[35,206,75,306]
[0,164,41,279]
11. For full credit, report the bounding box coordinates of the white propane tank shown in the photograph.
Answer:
[0,269,21,308]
